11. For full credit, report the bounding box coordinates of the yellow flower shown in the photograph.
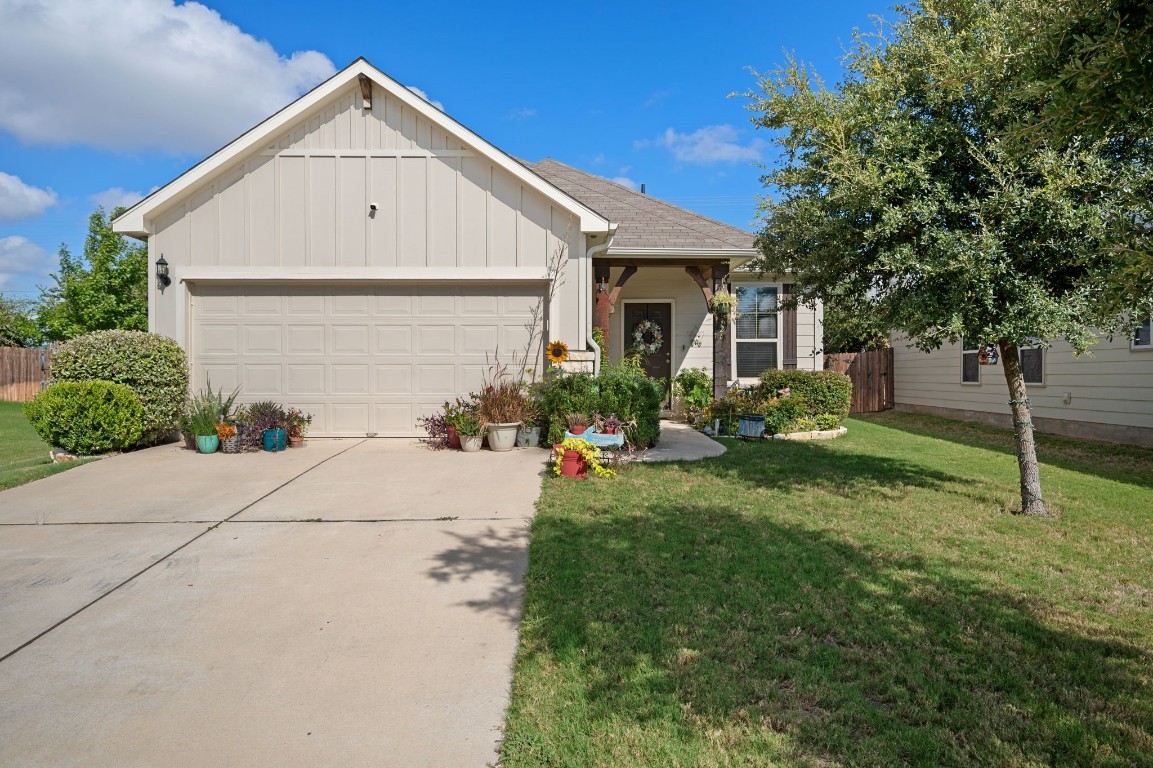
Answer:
[546,340,570,364]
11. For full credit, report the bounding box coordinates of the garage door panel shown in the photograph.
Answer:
[243,325,283,355]
[375,403,413,434]
[332,325,370,355]
[461,291,500,316]
[460,325,499,356]
[331,403,371,434]
[286,365,325,395]
[330,291,370,315]
[418,292,456,316]
[287,294,325,315]
[417,365,456,396]
[191,283,544,437]
[286,325,325,355]
[199,364,239,391]
[332,364,370,395]
[418,326,455,355]
[374,364,412,395]
[374,326,411,355]
[244,294,282,315]
[197,325,240,355]
[244,364,283,395]
[374,290,412,315]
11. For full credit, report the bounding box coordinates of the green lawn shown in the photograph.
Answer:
[500,411,1153,767]
[0,400,93,490]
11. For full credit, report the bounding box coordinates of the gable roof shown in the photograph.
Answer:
[525,158,757,253]
[113,58,612,237]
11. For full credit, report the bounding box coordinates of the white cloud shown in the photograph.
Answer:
[611,176,638,191]
[637,125,765,164]
[0,0,336,154]
[0,172,57,221]
[90,186,158,211]
[506,106,537,119]
[0,235,54,291]
[406,86,445,112]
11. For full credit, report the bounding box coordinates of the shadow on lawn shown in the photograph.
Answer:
[503,499,1152,766]
[857,410,1153,492]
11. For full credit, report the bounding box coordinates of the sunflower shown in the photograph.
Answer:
[546,340,570,364]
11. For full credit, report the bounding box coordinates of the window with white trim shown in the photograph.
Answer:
[1020,345,1044,384]
[734,285,778,377]
[1134,317,1151,349]
[961,337,980,383]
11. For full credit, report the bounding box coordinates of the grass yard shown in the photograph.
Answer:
[501,411,1153,767]
[0,400,93,490]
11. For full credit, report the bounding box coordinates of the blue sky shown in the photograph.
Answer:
[0,0,888,298]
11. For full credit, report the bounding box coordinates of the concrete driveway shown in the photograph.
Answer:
[0,439,545,767]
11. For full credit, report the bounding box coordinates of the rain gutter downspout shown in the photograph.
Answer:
[585,237,613,375]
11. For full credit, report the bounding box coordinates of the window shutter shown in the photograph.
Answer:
[782,283,798,369]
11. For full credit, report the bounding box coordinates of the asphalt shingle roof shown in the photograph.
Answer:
[525,158,756,251]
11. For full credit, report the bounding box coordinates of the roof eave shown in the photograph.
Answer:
[113,58,611,236]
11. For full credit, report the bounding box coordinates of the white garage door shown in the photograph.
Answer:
[189,283,544,437]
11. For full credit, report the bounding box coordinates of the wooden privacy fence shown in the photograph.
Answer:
[0,347,52,402]
[825,348,894,414]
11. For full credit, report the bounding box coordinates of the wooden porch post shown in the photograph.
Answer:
[593,262,637,357]
[712,264,732,397]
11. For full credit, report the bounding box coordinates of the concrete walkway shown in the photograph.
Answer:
[635,420,727,462]
[0,439,544,768]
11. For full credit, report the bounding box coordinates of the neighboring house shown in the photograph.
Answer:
[114,58,821,437]
[893,318,1153,447]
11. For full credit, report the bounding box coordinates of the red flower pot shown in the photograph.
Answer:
[603,426,618,435]
[570,425,587,435]
[559,449,588,479]
[446,425,462,450]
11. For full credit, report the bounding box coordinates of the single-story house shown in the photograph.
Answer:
[893,319,1153,447]
[114,58,822,437]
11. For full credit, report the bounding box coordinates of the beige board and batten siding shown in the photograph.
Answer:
[147,83,578,435]
[893,334,1153,446]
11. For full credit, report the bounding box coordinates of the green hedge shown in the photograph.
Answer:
[536,360,663,448]
[759,369,852,422]
[52,330,188,446]
[24,380,144,454]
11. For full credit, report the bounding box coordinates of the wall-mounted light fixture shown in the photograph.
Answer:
[369,203,378,218]
[156,255,171,292]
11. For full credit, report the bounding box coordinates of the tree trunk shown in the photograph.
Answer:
[999,341,1050,517]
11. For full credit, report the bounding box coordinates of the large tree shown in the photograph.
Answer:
[38,207,147,341]
[747,0,1148,517]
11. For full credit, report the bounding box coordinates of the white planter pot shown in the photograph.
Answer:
[460,434,484,452]
[516,425,541,448]
[486,422,520,452]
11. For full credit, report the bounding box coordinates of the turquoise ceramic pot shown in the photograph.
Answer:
[262,428,287,452]
[196,435,220,454]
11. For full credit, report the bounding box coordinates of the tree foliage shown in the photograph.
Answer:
[38,207,147,341]
[0,296,43,347]
[745,0,1149,516]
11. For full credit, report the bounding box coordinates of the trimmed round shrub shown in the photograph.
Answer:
[51,330,188,446]
[24,381,144,454]
[758,369,852,422]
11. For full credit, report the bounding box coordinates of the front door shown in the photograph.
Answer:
[625,302,672,404]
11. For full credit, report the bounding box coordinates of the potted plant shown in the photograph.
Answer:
[708,289,739,338]
[286,408,312,447]
[246,400,288,452]
[216,421,239,453]
[552,437,615,479]
[565,412,590,436]
[593,412,622,435]
[455,412,484,452]
[442,397,475,450]
[476,364,533,452]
